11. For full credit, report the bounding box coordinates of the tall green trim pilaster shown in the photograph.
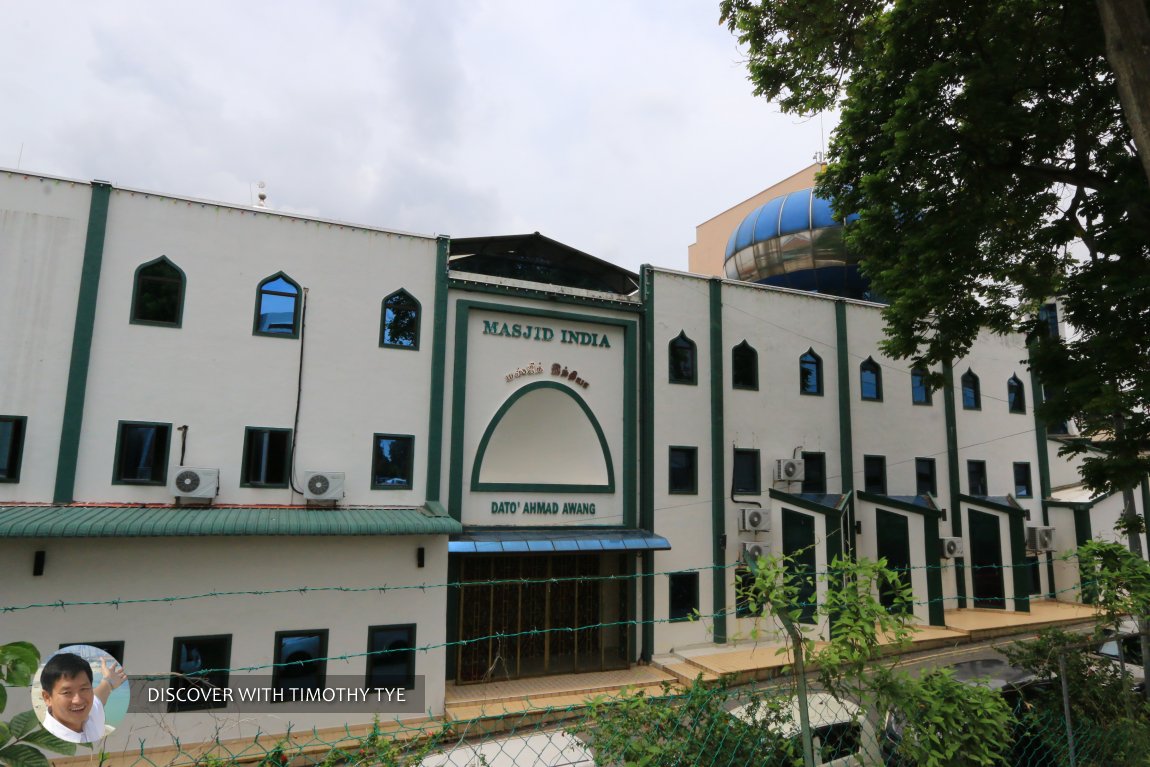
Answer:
[1073,505,1094,602]
[833,301,856,557]
[425,236,450,502]
[708,279,727,644]
[640,266,656,662]
[942,362,967,608]
[54,181,112,504]
[1028,365,1057,597]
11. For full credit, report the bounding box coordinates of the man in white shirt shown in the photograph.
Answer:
[39,653,127,744]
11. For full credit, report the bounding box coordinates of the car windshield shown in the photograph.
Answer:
[813,722,861,764]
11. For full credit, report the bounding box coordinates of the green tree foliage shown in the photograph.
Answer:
[0,643,76,767]
[720,0,1150,497]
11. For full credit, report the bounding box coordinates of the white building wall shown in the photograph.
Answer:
[68,189,438,504]
[650,271,716,652]
[0,173,93,502]
[1,535,449,747]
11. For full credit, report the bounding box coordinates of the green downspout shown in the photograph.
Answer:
[1029,366,1056,598]
[833,302,856,555]
[640,266,656,662]
[425,236,450,502]
[942,362,967,608]
[708,280,727,644]
[54,181,112,503]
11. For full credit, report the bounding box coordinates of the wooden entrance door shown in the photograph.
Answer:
[968,509,1006,609]
[782,509,818,624]
[876,509,911,613]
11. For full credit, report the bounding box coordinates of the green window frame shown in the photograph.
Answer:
[272,629,328,694]
[732,448,761,495]
[241,427,293,488]
[253,272,302,338]
[669,571,699,622]
[0,415,27,483]
[731,340,759,390]
[668,331,697,385]
[800,451,826,494]
[1007,375,1026,414]
[668,446,698,494]
[1013,462,1033,498]
[366,624,417,689]
[371,433,415,490]
[799,348,823,396]
[168,634,232,712]
[112,420,172,485]
[911,367,933,405]
[961,369,981,410]
[380,289,421,350]
[863,454,887,495]
[915,457,937,496]
[967,459,989,496]
[130,256,186,327]
[859,357,883,401]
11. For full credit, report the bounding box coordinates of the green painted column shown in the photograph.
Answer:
[640,266,656,662]
[708,279,727,644]
[942,362,967,608]
[1009,511,1031,612]
[1028,365,1057,597]
[425,236,450,502]
[923,514,946,625]
[54,181,112,504]
[1074,506,1095,603]
[833,302,856,557]
[1142,478,1150,561]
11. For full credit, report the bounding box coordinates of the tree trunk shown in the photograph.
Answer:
[1096,0,1150,188]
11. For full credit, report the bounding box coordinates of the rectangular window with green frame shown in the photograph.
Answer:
[372,433,415,489]
[242,427,293,488]
[113,421,172,485]
[732,448,761,494]
[668,446,698,494]
[0,415,27,483]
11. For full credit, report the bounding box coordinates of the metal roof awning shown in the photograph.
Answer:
[449,527,671,554]
[0,504,462,538]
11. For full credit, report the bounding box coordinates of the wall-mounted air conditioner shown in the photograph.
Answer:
[170,468,220,500]
[1026,525,1056,552]
[775,458,805,482]
[304,471,345,502]
[739,507,771,533]
[741,540,770,563]
[940,536,964,558]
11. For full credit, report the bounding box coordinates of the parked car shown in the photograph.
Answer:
[730,691,868,766]
[1095,620,1147,693]
[882,659,1058,767]
[418,730,594,767]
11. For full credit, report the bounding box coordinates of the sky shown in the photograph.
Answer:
[0,1,830,273]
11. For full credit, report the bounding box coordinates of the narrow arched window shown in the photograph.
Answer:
[668,332,697,384]
[380,289,421,349]
[911,367,932,405]
[131,256,185,327]
[961,369,981,410]
[1007,375,1026,414]
[731,340,758,390]
[253,273,301,338]
[800,349,823,396]
[860,357,883,401]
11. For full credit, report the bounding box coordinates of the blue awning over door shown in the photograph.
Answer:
[449,527,671,554]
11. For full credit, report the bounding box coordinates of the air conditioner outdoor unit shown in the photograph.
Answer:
[739,507,771,533]
[170,468,220,500]
[304,471,345,502]
[1026,525,1056,552]
[940,536,964,558]
[775,458,805,482]
[741,541,770,563]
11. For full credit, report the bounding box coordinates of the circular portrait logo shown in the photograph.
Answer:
[31,645,129,745]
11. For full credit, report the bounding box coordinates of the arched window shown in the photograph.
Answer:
[961,369,981,410]
[910,367,932,405]
[860,357,883,401]
[253,273,301,338]
[799,349,823,396]
[130,256,185,327]
[380,289,421,349]
[668,332,697,384]
[731,340,758,390]
[1007,375,1026,414]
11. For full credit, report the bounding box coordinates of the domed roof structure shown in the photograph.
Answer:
[723,188,873,300]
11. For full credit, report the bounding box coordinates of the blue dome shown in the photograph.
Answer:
[723,188,873,300]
